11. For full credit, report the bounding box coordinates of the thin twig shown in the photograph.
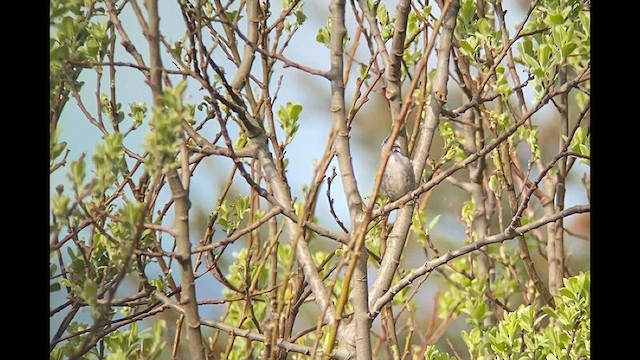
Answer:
[369,204,589,318]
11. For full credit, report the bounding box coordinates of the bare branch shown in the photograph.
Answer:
[145,0,206,357]
[201,319,352,359]
[230,0,259,91]
[65,60,187,75]
[368,0,461,312]
[105,0,149,79]
[325,0,372,357]
[374,66,590,218]
[369,205,590,318]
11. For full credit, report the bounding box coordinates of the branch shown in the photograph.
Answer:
[326,168,350,234]
[218,8,330,78]
[357,0,411,118]
[203,318,353,359]
[550,60,571,294]
[50,148,71,174]
[93,207,176,236]
[369,205,590,318]
[385,0,411,111]
[204,66,339,356]
[191,206,282,253]
[230,0,258,91]
[325,0,372,357]
[357,0,391,73]
[64,60,187,75]
[182,118,258,158]
[164,171,207,359]
[145,0,206,358]
[105,0,148,79]
[373,66,591,218]
[53,303,166,349]
[154,285,351,359]
[368,0,460,312]
[495,108,555,306]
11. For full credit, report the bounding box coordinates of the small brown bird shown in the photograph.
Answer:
[380,136,416,202]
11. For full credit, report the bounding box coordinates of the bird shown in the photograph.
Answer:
[380,136,416,202]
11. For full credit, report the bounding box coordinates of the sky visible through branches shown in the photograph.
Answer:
[50,0,590,339]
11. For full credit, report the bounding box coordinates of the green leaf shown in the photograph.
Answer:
[579,12,590,34]
[88,21,107,41]
[59,277,72,290]
[316,19,331,48]
[122,201,144,226]
[423,6,432,19]
[216,195,250,235]
[552,26,564,49]
[488,173,501,194]
[289,104,302,120]
[86,37,99,58]
[549,13,564,26]
[569,127,590,159]
[423,345,455,360]
[522,52,538,70]
[460,0,475,24]
[293,5,306,25]
[52,193,70,219]
[559,287,577,301]
[408,12,418,35]
[50,125,68,168]
[204,2,214,17]
[82,278,99,318]
[315,31,327,46]
[60,16,77,41]
[172,40,183,58]
[185,103,196,125]
[358,65,371,83]
[93,132,125,195]
[377,3,389,26]
[128,102,147,128]
[86,22,108,61]
[521,37,534,57]
[562,43,578,58]
[150,276,166,293]
[69,154,86,188]
[460,38,477,57]
[277,102,302,139]
[461,199,475,225]
[235,195,249,219]
[428,214,441,230]
[144,81,188,176]
[538,44,552,68]
[225,10,241,22]
[477,18,491,36]
[50,282,61,292]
